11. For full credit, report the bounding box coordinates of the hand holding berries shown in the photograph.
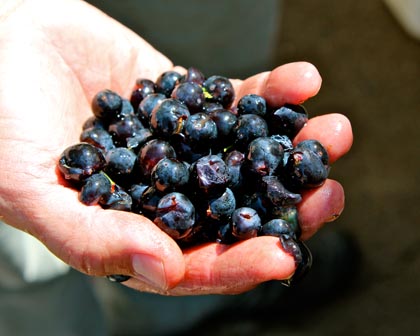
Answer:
[0,3,352,297]
[57,61,353,290]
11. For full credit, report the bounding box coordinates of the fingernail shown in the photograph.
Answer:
[132,254,167,290]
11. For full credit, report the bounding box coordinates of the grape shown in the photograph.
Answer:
[58,142,106,182]
[237,93,267,117]
[154,192,195,240]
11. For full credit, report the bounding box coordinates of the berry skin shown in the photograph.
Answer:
[208,109,237,147]
[269,104,308,140]
[126,128,154,153]
[206,187,236,221]
[108,114,145,147]
[91,89,123,123]
[260,218,296,239]
[137,139,176,180]
[79,172,112,205]
[237,94,267,117]
[80,126,115,152]
[82,116,106,131]
[231,207,262,240]
[58,143,106,182]
[139,186,163,219]
[282,147,329,190]
[151,158,190,193]
[278,236,312,287]
[104,147,137,182]
[295,139,330,168]
[130,78,156,110]
[184,112,218,152]
[245,137,284,177]
[260,176,302,206]
[100,184,132,211]
[270,205,300,237]
[149,98,190,138]
[171,81,205,113]
[137,93,166,126]
[232,114,269,151]
[224,150,245,191]
[189,154,231,197]
[203,75,235,108]
[180,66,206,85]
[154,192,196,240]
[156,70,183,97]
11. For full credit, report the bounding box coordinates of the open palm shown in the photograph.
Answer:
[0,0,352,295]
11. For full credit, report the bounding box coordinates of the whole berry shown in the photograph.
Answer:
[237,94,267,117]
[58,143,106,182]
[231,207,262,240]
[203,75,235,108]
[154,192,196,240]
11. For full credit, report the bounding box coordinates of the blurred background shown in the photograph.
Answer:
[88,0,419,334]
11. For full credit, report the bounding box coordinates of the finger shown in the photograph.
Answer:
[233,61,322,106]
[27,182,186,291]
[293,113,353,164]
[297,179,345,241]
[124,236,296,295]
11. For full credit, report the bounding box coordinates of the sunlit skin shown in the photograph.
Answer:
[0,0,353,295]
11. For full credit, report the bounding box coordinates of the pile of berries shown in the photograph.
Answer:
[58,67,330,285]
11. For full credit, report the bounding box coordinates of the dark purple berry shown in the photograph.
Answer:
[149,98,190,138]
[180,67,205,85]
[231,207,262,240]
[100,184,132,211]
[139,186,163,219]
[104,147,137,180]
[137,139,176,180]
[108,114,145,147]
[206,188,236,221]
[137,93,166,126]
[156,70,182,97]
[91,89,123,123]
[184,113,218,151]
[282,148,329,190]
[269,104,308,140]
[79,172,112,205]
[171,81,205,113]
[237,94,267,117]
[232,114,269,151]
[151,158,189,193]
[80,127,115,152]
[130,78,156,110]
[295,139,330,167]
[260,218,296,239]
[154,192,196,240]
[58,143,106,182]
[279,237,312,287]
[245,137,284,177]
[203,75,235,108]
[270,205,300,237]
[189,154,231,196]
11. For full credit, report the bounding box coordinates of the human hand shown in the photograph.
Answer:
[0,0,352,295]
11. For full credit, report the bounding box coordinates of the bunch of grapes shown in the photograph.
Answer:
[58,67,330,285]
